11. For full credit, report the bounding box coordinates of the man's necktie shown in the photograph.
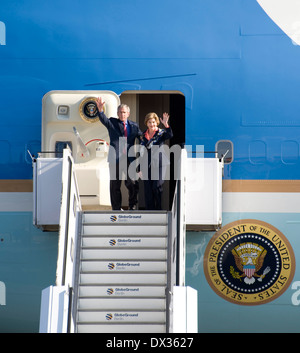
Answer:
[123,122,127,154]
[123,122,128,137]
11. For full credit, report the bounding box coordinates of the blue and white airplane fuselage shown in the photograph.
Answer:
[0,0,300,332]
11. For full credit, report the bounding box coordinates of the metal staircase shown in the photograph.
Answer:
[39,148,197,333]
[74,211,171,333]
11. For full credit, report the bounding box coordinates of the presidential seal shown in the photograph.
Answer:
[79,97,102,123]
[204,220,295,305]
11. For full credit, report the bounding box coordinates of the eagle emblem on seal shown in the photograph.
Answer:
[79,97,100,123]
[231,242,271,285]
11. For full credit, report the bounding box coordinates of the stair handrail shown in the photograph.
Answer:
[55,147,82,332]
[166,148,187,332]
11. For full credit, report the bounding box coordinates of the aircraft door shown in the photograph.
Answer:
[40,90,120,213]
[41,90,119,161]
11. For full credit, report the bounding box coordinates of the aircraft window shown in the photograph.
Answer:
[55,141,72,158]
[216,140,233,164]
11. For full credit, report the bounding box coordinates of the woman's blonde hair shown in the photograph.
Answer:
[144,112,160,126]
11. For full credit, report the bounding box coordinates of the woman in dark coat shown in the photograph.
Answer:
[140,112,173,210]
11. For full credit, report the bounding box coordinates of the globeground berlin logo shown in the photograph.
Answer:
[204,220,295,306]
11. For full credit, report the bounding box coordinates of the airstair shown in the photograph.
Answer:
[75,210,171,333]
[39,148,196,333]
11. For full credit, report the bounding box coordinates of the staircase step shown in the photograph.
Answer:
[81,249,167,261]
[82,225,168,236]
[81,236,167,248]
[80,273,167,285]
[77,310,166,324]
[78,298,166,310]
[77,323,166,333]
[80,261,167,273]
[79,285,166,298]
[83,212,168,225]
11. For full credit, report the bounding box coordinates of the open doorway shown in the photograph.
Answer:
[120,91,185,210]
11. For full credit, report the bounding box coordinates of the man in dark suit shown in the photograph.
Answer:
[96,97,142,210]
